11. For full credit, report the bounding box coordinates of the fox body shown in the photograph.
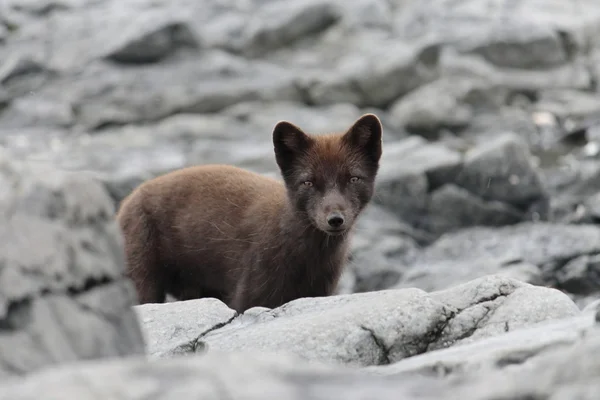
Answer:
[116,114,383,312]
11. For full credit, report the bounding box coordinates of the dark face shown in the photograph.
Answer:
[273,114,383,236]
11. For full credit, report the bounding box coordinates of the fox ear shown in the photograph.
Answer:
[343,113,383,163]
[273,121,311,176]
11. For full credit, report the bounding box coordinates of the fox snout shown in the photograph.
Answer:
[316,194,354,235]
[320,207,351,235]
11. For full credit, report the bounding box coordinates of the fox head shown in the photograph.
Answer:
[273,114,383,236]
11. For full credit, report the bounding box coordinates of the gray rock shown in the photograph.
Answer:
[348,204,421,293]
[62,52,300,129]
[0,0,225,72]
[455,132,549,209]
[378,136,463,189]
[335,0,393,32]
[582,298,600,315]
[221,100,364,135]
[0,276,586,400]
[104,20,201,64]
[459,108,544,150]
[395,0,600,92]
[388,76,502,135]
[135,298,238,358]
[374,134,548,237]
[133,275,579,367]
[299,41,440,108]
[374,136,463,231]
[201,287,452,367]
[555,254,600,297]
[414,222,600,267]
[0,151,145,378]
[546,160,600,224]
[424,184,524,235]
[449,325,600,400]
[0,351,445,400]
[3,322,600,400]
[375,168,429,231]
[0,55,54,102]
[0,95,74,130]
[4,0,78,16]
[396,222,600,303]
[426,276,579,348]
[458,24,573,70]
[367,311,596,378]
[534,89,600,121]
[240,0,341,57]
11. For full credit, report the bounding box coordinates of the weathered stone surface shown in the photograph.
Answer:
[366,311,597,378]
[346,204,420,293]
[388,76,502,136]
[0,314,599,400]
[135,298,237,358]
[395,222,600,306]
[374,136,463,231]
[424,184,524,235]
[455,132,549,209]
[134,275,578,367]
[0,151,145,378]
[104,21,201,64]
[374,133,547,237]
[0,351,443,400]
[297,41,441,108]
[240,0,341,57]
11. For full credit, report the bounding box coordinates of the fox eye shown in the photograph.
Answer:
[303,181,313,187]
[349,176,360,183]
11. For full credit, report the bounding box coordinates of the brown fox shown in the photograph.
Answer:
[116,113,383,313]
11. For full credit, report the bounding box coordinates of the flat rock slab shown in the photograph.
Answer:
[395,222,600,306]
[134,298,237,358]
[366,310,598,378]
[136,275,579,367]
[0,351,444,400]
[1,318,599,400]
[0,152,145,377]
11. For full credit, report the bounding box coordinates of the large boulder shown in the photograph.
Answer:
[0,311,598,400]
[0,151,145,378]
[394,222,600,307]
[135,275,579,364]
[374,133,549,238]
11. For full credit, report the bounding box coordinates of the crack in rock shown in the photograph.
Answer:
[0,276,116,332]
[426,284,514,351]
[360,325,391,365]
[424,308,456,352]
[452,304,494,344]
[461,283,513,313]
[189,314,239,353]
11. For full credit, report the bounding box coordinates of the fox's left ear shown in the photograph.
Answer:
[343,113,383,163]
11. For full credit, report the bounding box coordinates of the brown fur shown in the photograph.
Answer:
[116,114,383,313]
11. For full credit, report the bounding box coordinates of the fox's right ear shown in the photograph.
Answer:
[273,121,311,175]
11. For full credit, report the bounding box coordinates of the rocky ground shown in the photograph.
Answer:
[2,0,600,398]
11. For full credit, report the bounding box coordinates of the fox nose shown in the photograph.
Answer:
[327,212,345,228]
